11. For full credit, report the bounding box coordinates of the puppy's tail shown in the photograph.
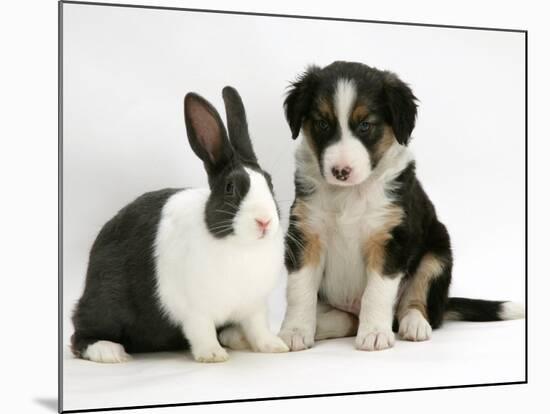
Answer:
[444,298,525,322]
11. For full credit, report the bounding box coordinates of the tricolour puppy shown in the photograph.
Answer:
[279,61,524,351]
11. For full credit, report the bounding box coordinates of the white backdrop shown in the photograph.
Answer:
[61,2,525,410]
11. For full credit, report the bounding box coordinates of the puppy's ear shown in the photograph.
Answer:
[284,65,321,139]
[382,71,418,145]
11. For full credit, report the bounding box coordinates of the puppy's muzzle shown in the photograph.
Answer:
[331,165,352,182]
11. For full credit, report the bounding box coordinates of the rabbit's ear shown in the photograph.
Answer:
[222,86,258,164]
[184,93,233,173]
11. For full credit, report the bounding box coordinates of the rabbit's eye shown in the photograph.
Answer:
[225,181,235,196]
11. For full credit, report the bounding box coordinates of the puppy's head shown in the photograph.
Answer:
[284,61,417,186]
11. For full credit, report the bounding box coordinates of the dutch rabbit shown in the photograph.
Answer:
[71,87,288,363]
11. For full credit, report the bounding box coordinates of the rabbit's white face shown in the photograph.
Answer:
[233,168,280,241]
[184,88,281,242]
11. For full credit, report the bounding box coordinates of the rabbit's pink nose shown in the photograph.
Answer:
[255,218,271,232]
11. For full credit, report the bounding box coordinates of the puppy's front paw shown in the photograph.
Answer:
[192,346,229,363]
[279,327,314,351]
[355,327,395,351]
[399,309,432,341]
[251,334,290,353]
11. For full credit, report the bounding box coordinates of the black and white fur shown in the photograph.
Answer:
[71,87,289,363]
[279,61,524,352]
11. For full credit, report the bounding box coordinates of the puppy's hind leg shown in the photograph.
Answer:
[397,252,450,341]
[218,325,250,350]
[315,302,358,341]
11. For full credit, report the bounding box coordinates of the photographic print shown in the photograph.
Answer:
[60,1,526,412]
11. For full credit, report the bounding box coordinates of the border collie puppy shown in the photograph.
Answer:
[279,61,524,351]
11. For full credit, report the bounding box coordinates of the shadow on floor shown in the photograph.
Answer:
[34,398,58,412]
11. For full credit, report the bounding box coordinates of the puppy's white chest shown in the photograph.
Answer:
[318,213,367,314]
[312,187,392,314]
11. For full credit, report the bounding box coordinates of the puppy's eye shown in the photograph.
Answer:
[315,119,329,131]
[225,181,235,196]
[358,120,370,133]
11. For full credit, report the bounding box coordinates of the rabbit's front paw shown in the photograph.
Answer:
[251,334,289,353]
[192,345,229,363]
[279,327,314,351]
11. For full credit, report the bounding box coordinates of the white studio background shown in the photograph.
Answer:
[5,0,546,413]
[62,3,525,346]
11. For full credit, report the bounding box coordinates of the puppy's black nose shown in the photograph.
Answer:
[331,166,352,181]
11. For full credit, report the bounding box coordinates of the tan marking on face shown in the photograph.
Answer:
[292,200,322,266]
[318,98,335,121]
[373,126,396,164]
[302,119,317,153]
[363,205,405,273]
[351,105,369,124]
[397,253,446,321]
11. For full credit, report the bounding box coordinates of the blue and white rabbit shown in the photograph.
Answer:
[71,87,288,363]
